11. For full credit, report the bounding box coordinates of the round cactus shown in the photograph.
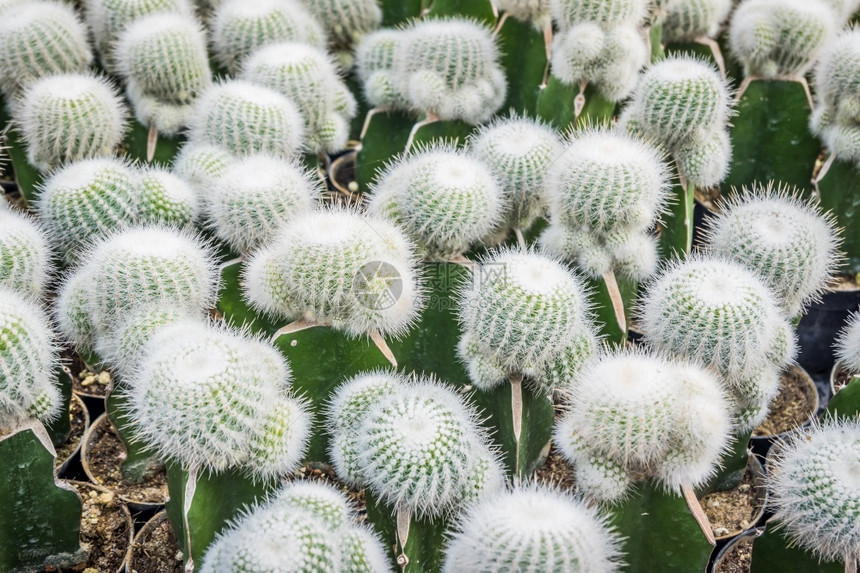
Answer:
[443,485,624,573]
[638,256,795,384]
[367,145,505,258]
[54,266,98,350]
[188,80,306,158]
[115,12,212,134]
[555,349,732,501]
[728,0,838,78]
[702,185,840,316]
[128,319,310,476]
[811,29,860,165]
[300,0,382,47]
[242,42,356,153]
[35,157,141,262]
[545,127,670,236]
[767,420,860,564]
[0,1,92,96]
[85,0,194,71]
[0,207,51,298]
[823,0,860,21]
[835,311,860,374]
[468,116,561,231]
[172,143,235,192]
[495,0,552,23]
[673,126,732,188]
[18,73,127,171]
[205,154,322,254]
[244,208,423,338]
[137,168,199,227]
[355,29,407,108]
[662,0,732,43]
[211,0,326,74]
[549,0,650,29]
[0,287,61,430]
[626,55,731,148]
[457,248,594,375]
[394,19,507,123]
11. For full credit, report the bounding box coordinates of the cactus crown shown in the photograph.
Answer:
[0,2,92,96]
[443,484,624,573]
[835,312,860,374]
[300,0,382,47]
[662,0,732,43]
[200,480,391,573]
[768,420,860,563]
[467,115,562,231]
[18,73,127,171]
[188,80,306,159]
[394,18,507,123]
[555,349,732,502]
[328,371,503,518]
[241,42,356,153]
[127,319,310,478]
[243,207,424,338]
[367,143,505,259]
[703,183,841,317]
[0,207,51,298]
[205,154,322,254]
[728,0,838,78]
[550,0,650,28]
[0,287,61,430]
[137,167,199,227]
[211,0,326,74]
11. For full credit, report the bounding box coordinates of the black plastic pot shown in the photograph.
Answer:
[795,287,860,377]
[750,364,819,459]
[709,527,762,573]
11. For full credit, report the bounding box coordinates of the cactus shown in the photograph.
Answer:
[0,1,92,97]
[0,287,61,430]
[355,29,407,108]
[172,142,235,192]
[200,481,391,573]
[84,0,194,71]
[244,207,423,338]
[210,0,326,75]
[673,126,731,188]
[242,42,356,153]
[662,0,732,43]
[299,0,382,48]
[496,0,552,23]
[367,145,505,259]
[443,485,624,572]
[205,154,323,254]
[0,206,51,298]
[835,311,860,374]
[702,184,841,317]
[35,157,141,263]
[751,420,860,569]
[549,0,650,28]
[188,80,306,158]
[17,73,127,171]
[728,0,837,79]
[115,12,212,135]
[138,167,199,227]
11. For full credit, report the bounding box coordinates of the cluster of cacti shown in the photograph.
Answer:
[201,481,390,572]
[662,0,732,43]
[547,0,650,102]
[540,127,669,280]
[811,29,860,166]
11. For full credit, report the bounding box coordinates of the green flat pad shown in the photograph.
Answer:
[411,120,474,149]
[356,109,414,192]
[497,16,546,116]
[536,78,615,132]
[585,274,637,347]
[380,0,422,26]
[123,120,184,167]
[826,376,860,421]
[45,368,73,447]
[817,158,860,274]
[659,179,695,261]
[216,261,282,338]
[750,520,842,573]
[426,0,494,23]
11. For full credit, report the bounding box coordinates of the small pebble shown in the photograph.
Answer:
[714,527,729,536]
[738,483,750,493]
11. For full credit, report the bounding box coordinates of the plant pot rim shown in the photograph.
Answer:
[712,454,768,542]
[55,393,91,477]
[709,526,762,573]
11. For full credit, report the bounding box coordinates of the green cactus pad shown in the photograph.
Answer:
[750,523,843,573]
[817,157,860,274]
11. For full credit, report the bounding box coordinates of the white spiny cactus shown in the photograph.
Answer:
[355,29,407,108]
[242,42,356,153]
[299,0,382,47]
[206,154,322,254]
[549,0,650,29]
[823,0,860,21]
[172,143,235,192]
[244,207,423,338]
[495,0,552,23]
[703,185,840,316]
[55,266,98,350]
[394,18,507,123]
[367,145,505,258]
[836,312,860,374]
[138,168,199,227]
[0,207,51,298]
[811,29,860,166]
[0,1,92,96]
[729,0,838,78]
[674,126,732,188]
[767,420,860,564]
[0,287,61,430]
[468,116,561,231]
[115,13,212,134]
[638,256,796,384]
[662,0,732,43]
[443,485,624,573]
[211,0,326,74]
[36,157,141,262]
[457,248,596,379]
[555,349,732,501]
[128,319,310,477]
[18,73,127,171]
[188,80,306,158]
